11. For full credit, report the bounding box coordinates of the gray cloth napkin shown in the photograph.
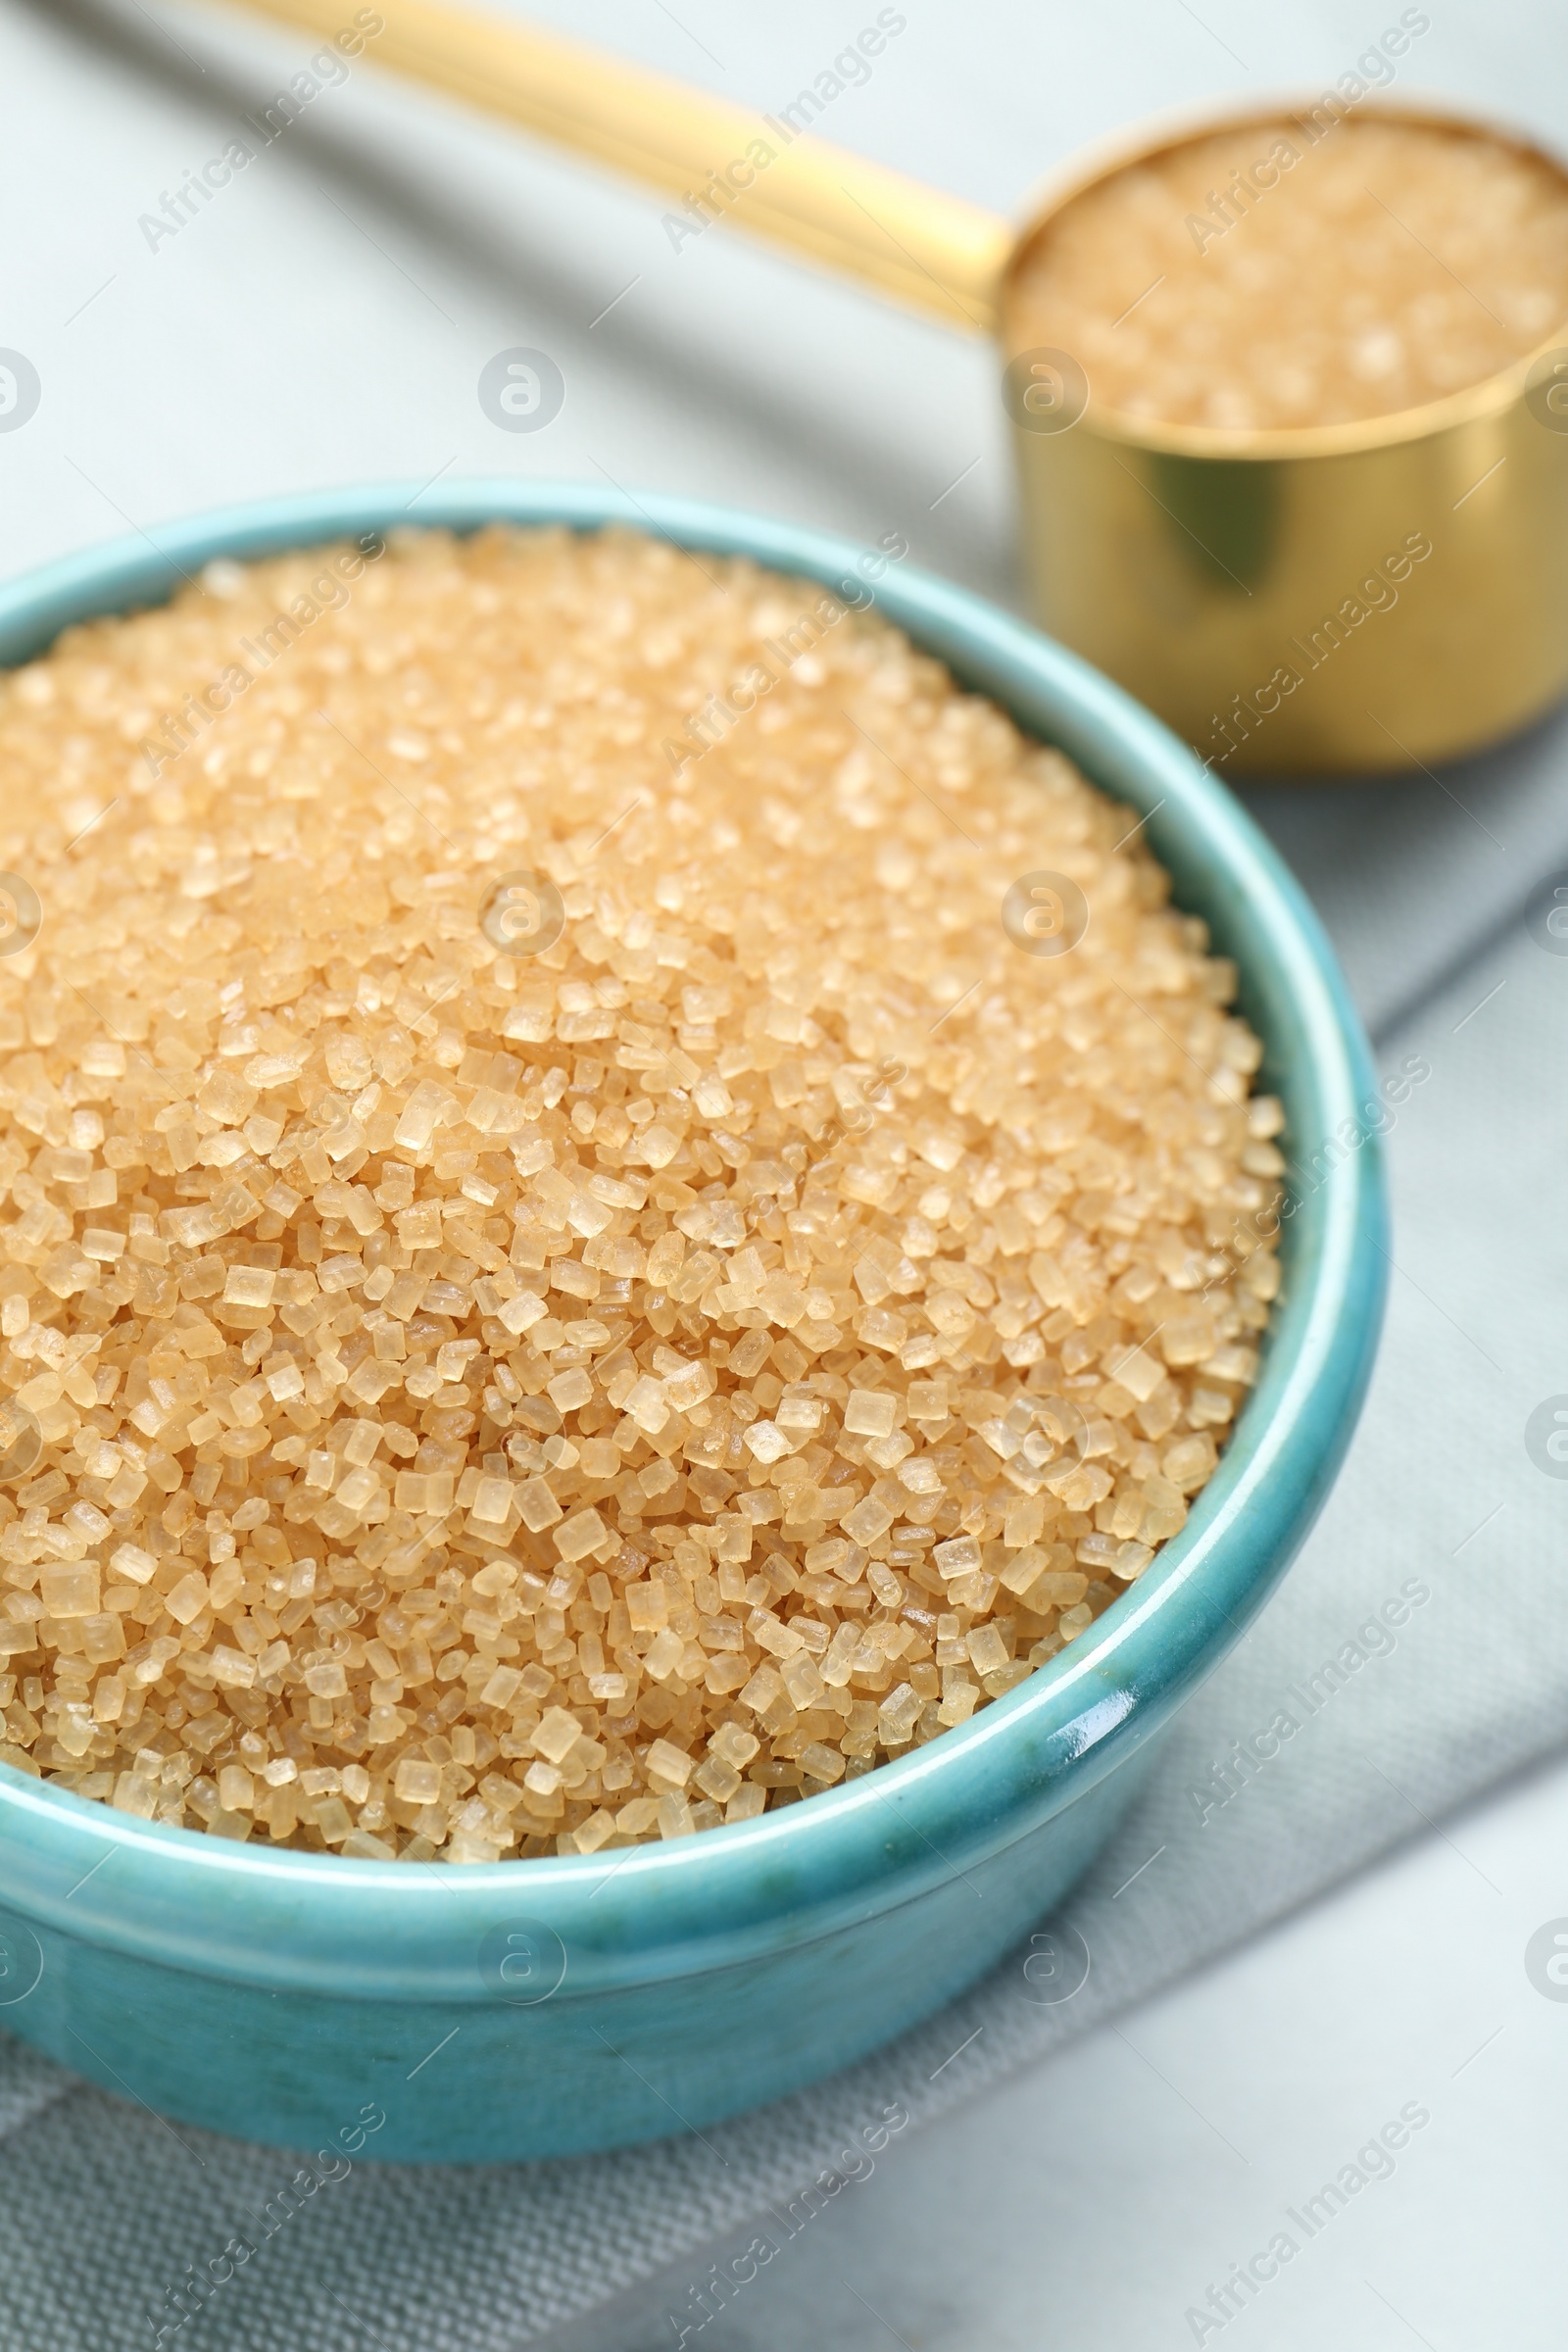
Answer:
[4,0,1568,2342]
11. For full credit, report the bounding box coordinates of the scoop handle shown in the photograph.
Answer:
[219,0,1009,330]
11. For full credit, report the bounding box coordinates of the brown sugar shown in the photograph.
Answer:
[0,526,1280,1859]
[1009,113,1568,430]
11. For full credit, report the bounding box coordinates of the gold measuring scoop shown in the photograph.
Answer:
[213,0,1568,774]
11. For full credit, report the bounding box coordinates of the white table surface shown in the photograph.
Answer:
[3,0,1564,2344]
[555,1747,1568,2352]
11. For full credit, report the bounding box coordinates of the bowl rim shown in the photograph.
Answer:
[0,479,1387,1999]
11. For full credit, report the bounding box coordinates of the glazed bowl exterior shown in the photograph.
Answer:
[0,482,1386,2161]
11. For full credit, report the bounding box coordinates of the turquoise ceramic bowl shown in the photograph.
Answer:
[0,482,1386,2163]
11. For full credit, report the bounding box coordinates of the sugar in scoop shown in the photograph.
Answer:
[1010,111,1568,432]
